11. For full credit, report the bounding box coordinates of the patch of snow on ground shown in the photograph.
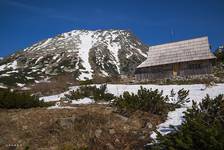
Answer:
[16,83,25,87]
[0,84,7,89]
[26,76,34,80]
[35,77,51,84]
[40,86,78,102]
[34,80,40,83]
[150,107,187,139]
[41,68,46,72]
[72,97,94,105]
[0,73,10,77]
[21,87,31,90]
[7,70,19,73]
[40,93,65,102]
[97,101,110,105]
[47,102,75,109]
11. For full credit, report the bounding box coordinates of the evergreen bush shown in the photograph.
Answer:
[0,89,53,109]
[176,88,190,107]
[112,86,172,115]
[64,84,115,102]
[169,88,190,108]
[149,94,224,150]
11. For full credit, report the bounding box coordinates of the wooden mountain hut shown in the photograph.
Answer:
[135,37,216,80]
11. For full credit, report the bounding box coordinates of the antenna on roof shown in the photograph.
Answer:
[170,28,175,42]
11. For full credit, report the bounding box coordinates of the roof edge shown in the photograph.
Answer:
[149,36,208,48]
[137,57,216,68]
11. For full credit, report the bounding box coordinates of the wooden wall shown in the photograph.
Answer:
[179,60,212,77]
[135,60,213,81]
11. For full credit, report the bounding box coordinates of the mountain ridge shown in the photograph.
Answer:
[0,29,149,87]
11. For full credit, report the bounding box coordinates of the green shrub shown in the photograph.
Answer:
[64,84,115,102]
[79,80,93,85]
[0,89,53,109]
[112,86,172,115]
[214,46,224,64]
[169,88,190,108]
[176,88,190,107]
[149,94,224,150]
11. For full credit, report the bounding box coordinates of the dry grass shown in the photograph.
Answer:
[0,104,162,150]
[27,73,79,96]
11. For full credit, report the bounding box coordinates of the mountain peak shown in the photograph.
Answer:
[0,29,149,87]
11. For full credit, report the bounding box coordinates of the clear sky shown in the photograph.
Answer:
[0,0,223,57]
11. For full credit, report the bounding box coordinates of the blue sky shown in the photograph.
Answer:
[0,0,223,57]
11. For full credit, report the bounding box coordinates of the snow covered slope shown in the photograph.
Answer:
[41,84,224,102]
[40,83,224,139]
[0,30,148,86]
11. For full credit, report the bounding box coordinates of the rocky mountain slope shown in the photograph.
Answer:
[0,29,148,87]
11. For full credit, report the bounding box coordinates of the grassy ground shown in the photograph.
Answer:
[0,104,162,150]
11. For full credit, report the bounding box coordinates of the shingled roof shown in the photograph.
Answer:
[137,36,216,68]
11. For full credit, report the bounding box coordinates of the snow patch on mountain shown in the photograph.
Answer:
[130,45,148,58]
[35,56,44,64]
[0,60,18,71]
[108,42,121,73]
[8,60,18,70]
[0,64,6,71]
[53,54,60,60]
[100,70,109,76]
[77,31,94,80]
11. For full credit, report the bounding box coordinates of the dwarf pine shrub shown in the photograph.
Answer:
[112,86,171,115]
[168,88,190,108]
[149,94,224,150]
[64,84,115,101]
[176,88,190,107]
[0,89,53,109]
